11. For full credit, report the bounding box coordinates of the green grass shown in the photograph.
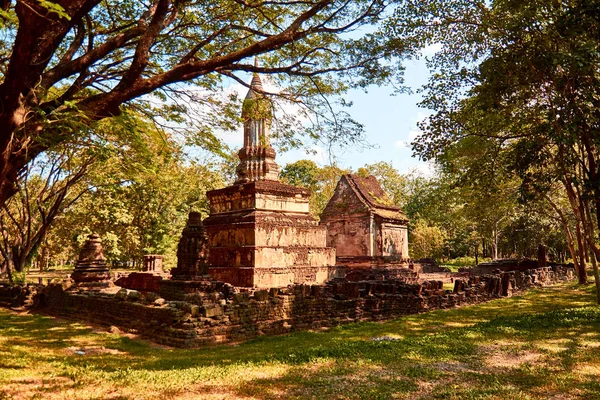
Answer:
[1,282,600,399]
[0,268,135,285]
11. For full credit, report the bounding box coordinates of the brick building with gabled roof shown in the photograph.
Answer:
[320,174,409,264]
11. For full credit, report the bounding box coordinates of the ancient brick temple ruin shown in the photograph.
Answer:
[170,211,209,280]
[143,255,163,273]
[70,233,111,287]
[320,174,409,266]
[201,71,339,287]
[9,71,574,349]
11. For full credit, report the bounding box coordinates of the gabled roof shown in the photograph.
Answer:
[343,174,409,223]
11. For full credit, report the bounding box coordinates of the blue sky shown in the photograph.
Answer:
[277,57,434,175]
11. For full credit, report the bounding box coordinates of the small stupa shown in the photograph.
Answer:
[71,233,112,287]
[170,211,209,280]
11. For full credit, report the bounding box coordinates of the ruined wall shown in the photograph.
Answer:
[0,284,36,308]
[31,266,575,348]
[322,216,372,257]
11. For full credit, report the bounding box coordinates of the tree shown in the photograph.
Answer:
[52,156,224,269]
[409,219,447,260]
[0,108,194,276]
[0,144,92,282]
[0,0,406,208]
[280,159,321,190]
[280,159,348,217]
[40,113,225,270]
[395,0,600,298]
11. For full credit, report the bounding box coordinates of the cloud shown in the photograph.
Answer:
[421,43,443,57]
[395,129,422,149]
[398,161,437,178]
[395,111,429,149]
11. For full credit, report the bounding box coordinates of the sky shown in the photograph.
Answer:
[279,56,436,175]
[206,47,440,176]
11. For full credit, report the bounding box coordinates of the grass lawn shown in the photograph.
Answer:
[1,282,599,399]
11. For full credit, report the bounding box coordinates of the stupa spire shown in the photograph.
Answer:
[249,57,263,91]
[235,59,279,184]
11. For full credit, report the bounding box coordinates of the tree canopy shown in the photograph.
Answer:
[393,0,600,297]
[0,0,406,207]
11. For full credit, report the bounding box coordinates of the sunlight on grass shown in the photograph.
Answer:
[1,281,599,399]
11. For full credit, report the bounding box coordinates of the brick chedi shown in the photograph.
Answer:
[71,233,111,286]
[170,211,209,279]
[203,70,338,288]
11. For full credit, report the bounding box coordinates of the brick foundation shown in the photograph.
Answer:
[15,265,575,348]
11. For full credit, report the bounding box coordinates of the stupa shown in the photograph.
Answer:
[71,233,112,287]
[170,211,209,280]
[202,68,339,287]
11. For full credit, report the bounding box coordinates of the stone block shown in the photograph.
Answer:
[233,292,250,303]
[145,292,160,303]
[115,288,128,300]
[202,305,223,318]
[62,279,75,291]
[127,290,142,301]
[253,290,269,302]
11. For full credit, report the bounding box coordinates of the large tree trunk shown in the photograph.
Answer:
[579,131,600,242]
[583,201,600,304]
[546,193,585,284]
[564,183,594,288]
[0,0,95,207]
[566,226,583,284]
[575,221,588,283]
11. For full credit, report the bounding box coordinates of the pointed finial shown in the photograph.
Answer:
[249,57,263,91]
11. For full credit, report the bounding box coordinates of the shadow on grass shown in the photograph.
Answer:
[1,282,599,399]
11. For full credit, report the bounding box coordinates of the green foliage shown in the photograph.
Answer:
[17,111,228,270]
[49,152,224,269]
[280,159,321,190]
[389,0,599,267]
[409,219,447,260]
[280,160,349,217]
[0,141,96,274]
[0,0,411,207]
[36,0,70,20]
[10,271,26,285]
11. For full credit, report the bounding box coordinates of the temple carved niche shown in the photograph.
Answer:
[71,233,112,287]
[170,212,209,280]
